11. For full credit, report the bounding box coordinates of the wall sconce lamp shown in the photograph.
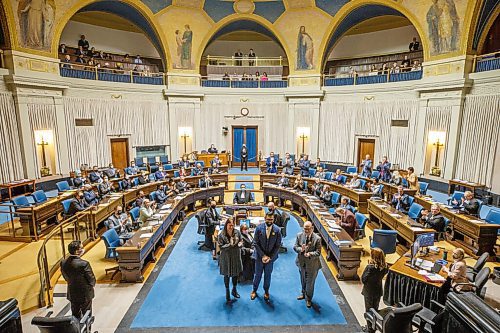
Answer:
[222,127,229,136]
[297,127,310,155]
[428,131,446,177]
[179,127,192,154]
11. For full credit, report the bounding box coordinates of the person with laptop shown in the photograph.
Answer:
[419,204,446,233]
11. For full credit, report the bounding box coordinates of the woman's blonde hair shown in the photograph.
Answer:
[370,248,386,270]
[452,248,465,260]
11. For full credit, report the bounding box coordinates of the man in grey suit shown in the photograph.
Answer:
[293,221,322,308]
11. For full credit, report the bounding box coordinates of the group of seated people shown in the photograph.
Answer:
[221,71,270,81]
[59,34,159,75]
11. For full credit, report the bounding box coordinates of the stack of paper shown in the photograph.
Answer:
[140,226,153,232]
[149,220,161,226]
[389,213,401,218]
[152,214,162,219]
[140,233,153,239]
[161,204,172,209]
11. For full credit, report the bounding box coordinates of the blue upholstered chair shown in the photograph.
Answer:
[447,191,465,206]
[11,195,31,207]
[101,229,121,259]
[129,207,140,223]
[303,181,308,192]
[174,170,180,178]
[308,168,316,177]
[378,184,384,197]
[160,155,168,165]
[359,179,367,190]
[355,212,369,240]
[331,192,341,206]
[56,181,71,192]
[149,192,157,202]
[371,170,380,179]
[325,172,333,180]
[147,157,156,165]
[196,161,205,168]
[402,178,409,188]
[61,199,73,218]
[485,209,500,235]
[339,175,347,184]
[124,167,133,175]
[134,157,145,167]
[133,178,139,187]
[369,229,398,254]
[419,182,429,195]
[407,203,424,220]
[149,164,159,173]
[437,217,451,241]
[148,174,156,182]
[346,166,357,174]
[407,196,415,206]
[31,190,48,204]
[164,164,174,171]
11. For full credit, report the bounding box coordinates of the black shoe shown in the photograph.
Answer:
[225,289,231,303]
[232,288,240,298]
[297,294,305,300]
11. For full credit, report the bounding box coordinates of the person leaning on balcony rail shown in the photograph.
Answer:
[409,37,420,51]
[401,55,411,72]
[59,43,67,54]
[62,54,72,69]
[411,60,422,71]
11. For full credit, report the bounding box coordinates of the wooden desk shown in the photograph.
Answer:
[260,174,372,213]
[342,173,417,198]
[384,249,449,308]
[0,179,36,201]
[263,185,363,280]
[259,165,300,175]
[117,186,225,282]
[197,153,229,167]
[368,199,435,247]
[448,179,486,196]
[414,196,499,257]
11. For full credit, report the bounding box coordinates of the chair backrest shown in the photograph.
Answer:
[11,195,31,207]
[443,216,450,228]
[359,179,367,190]
[196,161,205,168]
[31,190,48,204]
[134,157,144,167]
[401,178,409,188]
[308,168,316,177]
[383,303,423,333]
[355,212,368,229]
[174,170,180,178]
[474,267,491,297]
[124,167,133,175]
[148,174,156,181]
[371,229,398,254]
[61,199,73,216]
[303,181,308,190]
[160,155,168,164]
[280,211,290,238]
[133,177,139,186]
[473,252,490,272]
[164,164,174,170]
[346,166,357,174]
[56,181,71,192]
[195,213,206,235]
[378,184,384,196]
[101,228,121,257]
[419,181,429,195]
[331,192,341,205]
[129,207,140,222]
[190,169,196,176]
[147,156,156,165]
[149,192,157,202]
[31,315,81,333]
[485,209,500,235]
[407,196,415,206]
[339,175,347,184]
[371,170,380,179]
[449,191,465,204]
[325,171,333,180]
[407,202,424,220]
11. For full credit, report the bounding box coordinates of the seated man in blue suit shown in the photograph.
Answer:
[154,166,166,181]
[210,154,222,168]
[88,166,102,183]
[155,185,168,205]
[199,172,213,188]
[68,190,90,216]
[193,163,204,176]
[266,152,278,173]
[391,185,410,214]
[251,212,282,301]
[339,197,356,214]
[127,161,140,175]
[83,184,99,206]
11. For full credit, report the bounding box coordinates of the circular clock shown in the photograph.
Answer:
[241,107,250,117]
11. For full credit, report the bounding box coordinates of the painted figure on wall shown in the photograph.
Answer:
[426,0,459,55]
[181,24,193,69]
[296,26,314,70]
[18,0,55,49]
[175,29,183,68]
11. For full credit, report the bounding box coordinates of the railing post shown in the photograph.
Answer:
[94,66,98,80]
[472,55,477,73]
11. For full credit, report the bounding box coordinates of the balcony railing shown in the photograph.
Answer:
[473,52,500,73]
[59,63,165,85]
[201,76,288,88]
[204,55,285,67]
[323,67,423,86]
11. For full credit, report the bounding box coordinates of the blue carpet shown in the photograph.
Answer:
[229,167,260,175]
[131,212,347,328]
[234,182,254,190]
[235,176,254,181]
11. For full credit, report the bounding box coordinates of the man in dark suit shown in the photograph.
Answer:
[233,184,252,204]
[68,191,90,216]
[419,204,446,233]
[277,172,289,187]
[78,35,90,51]
[60,240,95,319]
[360,154,373,178]
[83,184,99,206]
[135,190,146,207]
[266,152,278,173]
[293,221,322,308]
[234,49,243,66]
[88,166,102,183]
[176,176,190,192]
[204,199,220,259]
[208,144,218,154]
[240,144,248,171]
[199,172,213,188]
[251,212,282,301]
[335,207,357,239]
[376,156,392,182]
[409,37,420,51]
[455,191,480,216]
[154,185,168,205]
[298,154,310,177]
[390,185,410,214]
[320,185,332,205]
[282,152,295,175]
[312,178,323,197]
[248,48,256,66]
